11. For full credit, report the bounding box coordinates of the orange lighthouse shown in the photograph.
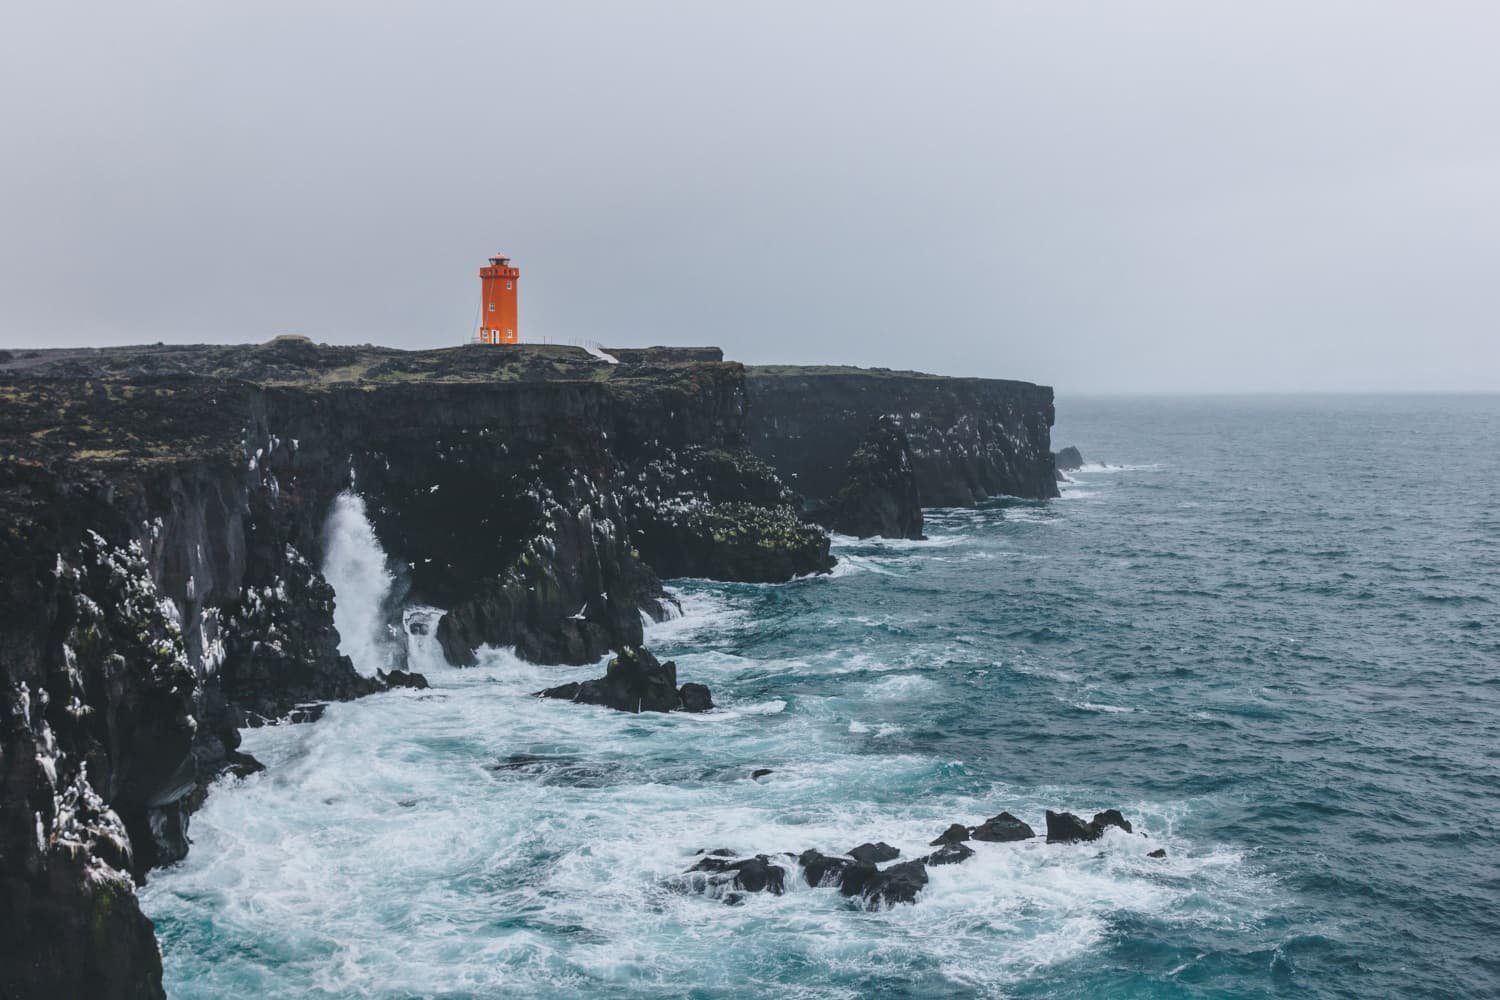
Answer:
[478,253,519,344]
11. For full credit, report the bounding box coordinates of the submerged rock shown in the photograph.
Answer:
[536,647,712,714]
[750,768,774,780]
[487,753,622,788]
[1148,848,1167,859]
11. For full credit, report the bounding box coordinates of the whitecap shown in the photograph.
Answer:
[687,699,788,722]
[830,532,964,551]
[863,674,938,700]
[644,586,750,645]
[848,720,904,737]
[826,554,900,577]
[1071,462,1164,474]
[1076,701,1135,714]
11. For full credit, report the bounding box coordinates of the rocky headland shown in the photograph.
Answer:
[745,364,1059,536]
[0,340,1056,998]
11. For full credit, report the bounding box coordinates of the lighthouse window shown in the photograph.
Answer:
[488,303,495,312]
[506,281,513,290]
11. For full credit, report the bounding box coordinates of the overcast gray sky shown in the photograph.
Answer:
[2,1,1497,391]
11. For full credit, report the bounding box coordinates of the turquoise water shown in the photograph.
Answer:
[141,395,1500,998]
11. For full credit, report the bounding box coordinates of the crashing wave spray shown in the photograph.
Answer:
[402,606,449,673]
[321,491,400,677]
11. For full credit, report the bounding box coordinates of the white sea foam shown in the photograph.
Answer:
[144,670,1268,998]
[689,699,788,723]
[863,674,939,700]
[144,493,1272,998]
[643,586,749,645]
[829,533,964,551]
[826,554,901,578]
[1076,701,1136,714]
[848,720,904,737]
[1071,462,1164,474]
[143,660,1270,999]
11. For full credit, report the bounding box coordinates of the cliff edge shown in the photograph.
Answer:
[0,341,1055,998]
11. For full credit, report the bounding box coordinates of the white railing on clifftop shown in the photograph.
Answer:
[465,334,619,364]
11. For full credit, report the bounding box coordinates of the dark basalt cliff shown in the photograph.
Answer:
[806,416,926,540]
[0,341,1054,999]
[744,366,1058,528]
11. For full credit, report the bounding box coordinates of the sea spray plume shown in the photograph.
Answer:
[401,606,449,674]
[321,491,401,677]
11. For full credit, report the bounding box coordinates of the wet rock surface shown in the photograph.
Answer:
[687,809,1141,912]
[1045,809,1134,844]
[1054,445,1085,471]
[687,854,788,896]
[679,682,714,713]
[380,669,430,690]
[798,849,856,888]
[841,858,930,907]
[923,842,976,866]
[1044,811,1098,843]
[971,811,1036,842]
[929,823,971,846]
[1092,808,1133,834]
[536,647,713,714]
[848,841,901,864]
[693,850,931,909]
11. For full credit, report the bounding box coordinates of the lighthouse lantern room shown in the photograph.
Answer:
[478,253,519,344]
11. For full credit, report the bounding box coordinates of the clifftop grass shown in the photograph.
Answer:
[0,342,739,465]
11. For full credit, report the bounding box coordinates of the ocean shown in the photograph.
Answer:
[140,395,1500,998]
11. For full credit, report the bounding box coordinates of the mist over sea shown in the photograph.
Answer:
[141,395,1500,999]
